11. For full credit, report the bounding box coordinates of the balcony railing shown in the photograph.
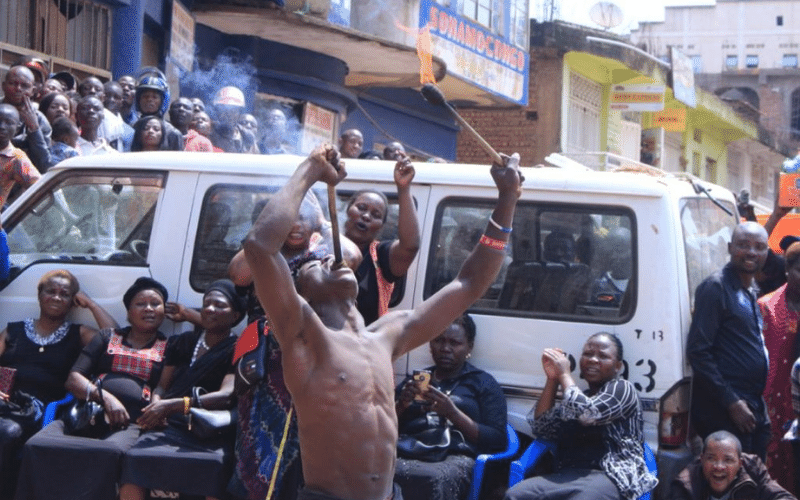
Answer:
[1,0,111,71]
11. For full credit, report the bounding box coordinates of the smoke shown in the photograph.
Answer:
[179,48,314,154]
[181,48,258,115]
[251,100,304,155]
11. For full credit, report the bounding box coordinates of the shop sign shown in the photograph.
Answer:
[301,102,337,154]
[610,84,665,112]
[419,0,530,105]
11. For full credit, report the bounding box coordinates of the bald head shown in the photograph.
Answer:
[2,66,35,106]
[732,221,767,241]
[728,221,769,279]
[339,128,364,159]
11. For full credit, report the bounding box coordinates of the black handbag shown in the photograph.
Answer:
[185,386,236,440]
[63,378,110,439]
[0,390,44,431]
[396,413,476,462]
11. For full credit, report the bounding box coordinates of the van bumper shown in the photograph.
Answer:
[655,447,694,499]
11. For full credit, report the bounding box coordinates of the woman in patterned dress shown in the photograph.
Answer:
[759,241,800,495]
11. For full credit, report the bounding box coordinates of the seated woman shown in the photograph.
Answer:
[0,270,116,498]
[503,332,658,500]
[394,314,507,500]
[119,279,245,500]
[15,277,170,500]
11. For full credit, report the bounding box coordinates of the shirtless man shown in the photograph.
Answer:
[244,144,522,500]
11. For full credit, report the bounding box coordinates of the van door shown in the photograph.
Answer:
[0,170,168,327]
[403,183,646,431]
[175,172,287,323]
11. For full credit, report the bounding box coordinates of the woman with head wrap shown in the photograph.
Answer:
[119,279,245,500]
[16,277,170,500]
[758,240,800,494]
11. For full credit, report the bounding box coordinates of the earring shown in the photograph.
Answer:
[467,353,472,358]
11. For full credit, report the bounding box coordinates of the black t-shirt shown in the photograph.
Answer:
[162,329,235,399]
[0,321,82,403]
[356,240,404,326]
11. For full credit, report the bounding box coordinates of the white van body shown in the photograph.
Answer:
[0,152,738,497]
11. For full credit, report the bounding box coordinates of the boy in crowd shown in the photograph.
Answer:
[0,104,41,209]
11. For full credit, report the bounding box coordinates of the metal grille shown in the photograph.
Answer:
[0,0,111,70]
[566,72,602,153]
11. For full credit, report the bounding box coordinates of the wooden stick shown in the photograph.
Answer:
[327,184,343,267]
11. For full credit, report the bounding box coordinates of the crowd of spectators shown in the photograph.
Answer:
[3,55,800,500]
[0,57,413,215]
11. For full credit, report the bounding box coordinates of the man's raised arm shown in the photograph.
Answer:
[390,153,523,357]
[243,145,345,340]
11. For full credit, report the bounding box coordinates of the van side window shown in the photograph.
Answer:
[190,184,278,292]
[424,199,636,323]
[5,172,163,275]
[680,197,736,307]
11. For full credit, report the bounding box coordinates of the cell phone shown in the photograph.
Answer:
[412,370,431,401]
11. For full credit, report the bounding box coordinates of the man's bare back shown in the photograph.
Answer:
[244,145,522,500]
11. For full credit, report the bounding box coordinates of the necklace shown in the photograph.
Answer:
[191,332,209,366]
[191,331,235,366]
[24,318,71,353]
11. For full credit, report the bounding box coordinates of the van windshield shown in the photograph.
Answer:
[680,197,736,307]
[5,172,164,274]
[424,199,636,323]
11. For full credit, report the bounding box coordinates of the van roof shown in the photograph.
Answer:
[49,152,731,200]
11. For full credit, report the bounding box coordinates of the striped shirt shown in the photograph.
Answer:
[529,377,658,500]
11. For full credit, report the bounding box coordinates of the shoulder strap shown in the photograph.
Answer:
[370,240,394,318]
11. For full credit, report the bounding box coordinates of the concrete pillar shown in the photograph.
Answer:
[111,0,145,79]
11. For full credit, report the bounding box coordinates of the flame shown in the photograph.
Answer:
[395,20,436,85]
[416,26,436,85]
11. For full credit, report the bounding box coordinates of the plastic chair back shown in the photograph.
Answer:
[468,423,520,500]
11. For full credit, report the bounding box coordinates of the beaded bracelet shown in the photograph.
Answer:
[183,396,191,415]
[488,217,512,233]
[479,234,507,251]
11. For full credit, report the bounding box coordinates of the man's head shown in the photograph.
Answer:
[728,221,769,277]
[0,104,21,149]
[294,255,358,305]
[339,129,364,159]
[118,75,136,109]
[239,113,258,134]
[76,96,105,132]
[2,66,35,106]
[135,76,168,117]
[701,431,742,495]
[191,98,205,114]
[213,86,245,126]
[383,141,406,161]
[190,112,212,137]
[169,97,194,131]
[543,231,576,263]
[52,71,77,93]
[17,56,49,101]
[103,81,123,114]
[78,76,104,100]
[43,79,64,95]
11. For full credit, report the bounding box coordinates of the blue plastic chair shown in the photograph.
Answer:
[508,439,658,500]
[468,423,521,500]
[42,393,74,427]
